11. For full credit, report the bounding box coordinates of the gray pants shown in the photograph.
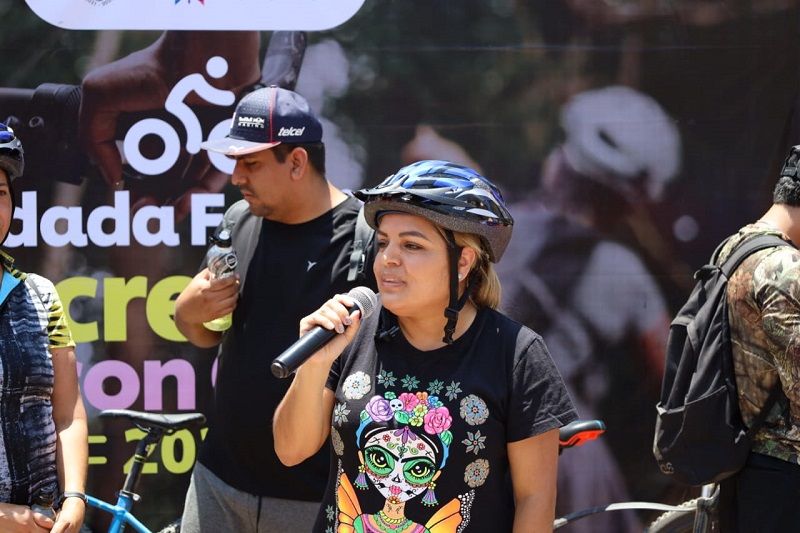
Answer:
[180,462,320,532]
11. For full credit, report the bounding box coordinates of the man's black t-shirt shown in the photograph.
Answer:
[199,196,375,499]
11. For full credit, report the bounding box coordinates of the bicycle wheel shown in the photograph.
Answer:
[156,518,182,533]
[645,497,719,533]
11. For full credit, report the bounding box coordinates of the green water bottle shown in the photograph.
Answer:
[202,228,238,332]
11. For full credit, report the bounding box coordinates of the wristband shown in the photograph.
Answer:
[55,491,87,510]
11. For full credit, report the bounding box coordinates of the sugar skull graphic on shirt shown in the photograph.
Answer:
[326,370,493,532]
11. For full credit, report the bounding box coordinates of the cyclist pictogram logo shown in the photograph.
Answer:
[122,55,235,176]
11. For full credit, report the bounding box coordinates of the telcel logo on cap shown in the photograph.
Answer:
[238,116,265,129]
[278,127,306,137]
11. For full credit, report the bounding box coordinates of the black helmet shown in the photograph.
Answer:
[0,123,24,181]
[355,160,513,262]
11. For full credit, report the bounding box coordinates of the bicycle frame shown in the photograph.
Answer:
[86,421,164,533]
[555,420,717,532]
[85,493,152,533]
[84,409,206,533]
[553,500,694,529]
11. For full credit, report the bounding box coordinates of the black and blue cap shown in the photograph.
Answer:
[780,145,800,179]
[201,85,323,156]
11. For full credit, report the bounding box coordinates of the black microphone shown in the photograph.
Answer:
[271,287,379,378]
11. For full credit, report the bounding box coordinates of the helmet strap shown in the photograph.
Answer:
[442,230,473,345]
[0,180,14,247]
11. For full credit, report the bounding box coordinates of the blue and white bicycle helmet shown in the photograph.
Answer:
[0,123,24,181]
[355,160,513,262]
[355,160,514,343]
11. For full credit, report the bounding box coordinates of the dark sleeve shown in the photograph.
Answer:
[507,330,578,442]
[325,307,381,392]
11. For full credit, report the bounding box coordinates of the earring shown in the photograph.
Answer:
[354,464,368,490]
[457,273,463,280]
[421,481,438,506]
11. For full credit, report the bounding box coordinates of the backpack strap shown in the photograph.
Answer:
[505,213,601,335]
[716,233,790,278]
[222,200,261,293]
[714,232,792,438]
[222,199,373,288]
[347,205,374,282]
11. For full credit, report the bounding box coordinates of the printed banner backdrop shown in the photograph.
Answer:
[25,0,366,30]
[5,1,800,530]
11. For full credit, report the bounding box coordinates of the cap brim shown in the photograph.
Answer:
[200,137,281,156]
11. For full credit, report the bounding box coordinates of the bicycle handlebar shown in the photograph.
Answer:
[558,419,606,452]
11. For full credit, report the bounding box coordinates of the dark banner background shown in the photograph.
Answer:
[7,1,800,530]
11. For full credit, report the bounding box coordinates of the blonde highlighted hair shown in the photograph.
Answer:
[439,229,502,309]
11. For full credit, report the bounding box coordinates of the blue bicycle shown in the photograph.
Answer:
[78,409,206,533]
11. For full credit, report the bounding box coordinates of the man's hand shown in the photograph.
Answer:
[174,268,240,348]
[51,496,85,533]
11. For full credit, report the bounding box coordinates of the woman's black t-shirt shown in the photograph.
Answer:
[319,306,577,532]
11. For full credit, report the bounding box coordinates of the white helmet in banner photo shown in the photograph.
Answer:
[24,0,365,31]
[560,85,682,202]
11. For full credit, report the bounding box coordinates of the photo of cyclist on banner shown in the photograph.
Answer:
[3,1,800,531]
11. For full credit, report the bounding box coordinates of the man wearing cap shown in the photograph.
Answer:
[174,85,376,532]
